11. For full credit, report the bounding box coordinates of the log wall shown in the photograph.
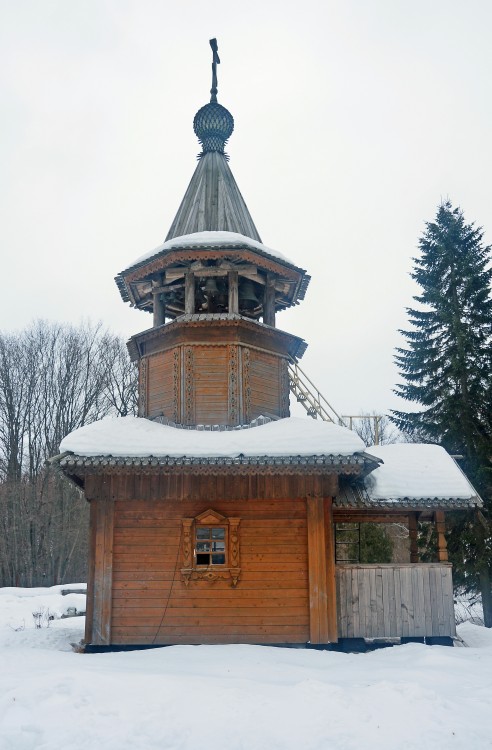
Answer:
[110,498,310,645]
[336,563,456,639]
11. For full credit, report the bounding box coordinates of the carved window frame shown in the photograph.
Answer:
[180,509,241,587]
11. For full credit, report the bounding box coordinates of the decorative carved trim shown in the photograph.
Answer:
[128,317,308,361]
[228,345,238,425]
[124,248,303,284]
[195,508,226,523]
[138,358,148,416]
[184,346,195,425]
[180,510,241,588]
[242,348,251,423]
[181,518,193,570]
[181,568,240,586]
[279,357,290,418]
[172,349,180,423]
[229,518,240,570]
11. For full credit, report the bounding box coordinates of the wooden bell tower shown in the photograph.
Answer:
[115,40,310,427]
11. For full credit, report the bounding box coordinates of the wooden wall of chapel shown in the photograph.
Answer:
[83,472,339,647]
[139,343,290,425]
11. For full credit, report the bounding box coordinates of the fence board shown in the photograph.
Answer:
[336,564,455,639]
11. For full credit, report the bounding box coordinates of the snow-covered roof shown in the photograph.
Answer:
[59,416,366,459]
[362,443,481,505]
[56,421,481,509]
[122,230,296,274]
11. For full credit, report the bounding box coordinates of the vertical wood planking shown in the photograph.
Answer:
[91,493,114,646]
[336,564,455,639]
[306,496,330,643]
[441,566,456,636]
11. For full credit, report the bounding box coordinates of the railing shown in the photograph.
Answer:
[336,563,456,639]
[288,359,345,424]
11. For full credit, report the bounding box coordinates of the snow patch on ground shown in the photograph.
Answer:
[1,585,492,749]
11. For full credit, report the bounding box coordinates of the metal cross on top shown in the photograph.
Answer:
[209,38,220,103]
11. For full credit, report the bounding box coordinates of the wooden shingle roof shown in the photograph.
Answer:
[165,150,262,242]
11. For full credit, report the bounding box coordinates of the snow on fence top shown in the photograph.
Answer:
[364,443,481,502]
[59,416,365,458]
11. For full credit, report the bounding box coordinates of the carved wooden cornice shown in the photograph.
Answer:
[127,314,308,361]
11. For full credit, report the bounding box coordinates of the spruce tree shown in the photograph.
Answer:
[391,200,492,625]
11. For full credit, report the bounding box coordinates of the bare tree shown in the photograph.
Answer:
[0,320,137,586]
[348,413,400,447]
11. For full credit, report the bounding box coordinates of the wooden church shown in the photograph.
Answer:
[55,41,481,650]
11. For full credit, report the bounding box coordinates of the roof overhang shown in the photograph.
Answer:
[115,237,310,315]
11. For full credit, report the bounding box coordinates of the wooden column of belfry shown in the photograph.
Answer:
[306,484,337,644]
[152,272,166,327]
[435,510,448,562]
[228,270,239,314]
[85,477,114,646]
[263,273,276,327]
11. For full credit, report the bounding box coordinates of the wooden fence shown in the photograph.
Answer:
[336,563,456,639]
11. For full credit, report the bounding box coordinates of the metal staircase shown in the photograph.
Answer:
[287,358,345,425]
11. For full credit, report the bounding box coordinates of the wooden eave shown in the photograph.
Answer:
[115,246,310,313]
[336,479,481,512]
[54,451,375,488]
[126,313,308,361]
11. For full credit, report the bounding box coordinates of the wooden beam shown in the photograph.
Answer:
[324,497,338,642]
[228,271,239,314]
[334,511,410,524]
[184,272,195,315]
[408,512,419,563]
[84,500,97,645]
[263,273,276,327]
[152,274,166,328]
[435,510,448,562]
[307,494,332,644]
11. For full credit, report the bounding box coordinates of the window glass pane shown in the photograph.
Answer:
[211,527,225,539]
[196,542,210,552]
[211,553,226,565]
[211,541,225,552]
[196,553,210,565]
[196,527,210,539]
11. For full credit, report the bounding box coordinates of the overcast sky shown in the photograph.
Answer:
[1,0,491,418]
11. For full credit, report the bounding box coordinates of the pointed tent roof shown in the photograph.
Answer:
[165,150,262,242]
[166,40,261,243]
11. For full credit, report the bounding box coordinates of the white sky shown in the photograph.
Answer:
[1,0,491,417]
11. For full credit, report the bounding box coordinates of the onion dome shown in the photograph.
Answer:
[193,102,234,156]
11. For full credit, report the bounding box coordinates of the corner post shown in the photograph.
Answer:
[185,272,195,315]
[152,273,166,327]
[434,510,448,562]
[89,483,114,646]
[263,273,276,327]
[408,512,419,563]
[228,271,239,314]
[306,486,337,643]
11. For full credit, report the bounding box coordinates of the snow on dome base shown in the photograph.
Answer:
[59,416,365,459]
[364,443,480,502]
[124,230,294,272]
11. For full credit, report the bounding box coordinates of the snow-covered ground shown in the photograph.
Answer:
[1,586,492,750]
